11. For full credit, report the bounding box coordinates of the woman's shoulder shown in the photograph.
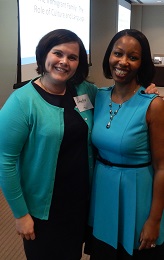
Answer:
[11,80,35,97]
[96,86,113,98]
[76,80,98,97]
[12,80,42,102]
[1,80,41,114]
[78,80,97,89]
[146,96,164,126]
[97,86,113,91]
[138,86,157,100]
[149,95,164,111]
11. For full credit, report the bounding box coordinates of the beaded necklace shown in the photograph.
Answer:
[106,86,139,129]
[106,94,123,129]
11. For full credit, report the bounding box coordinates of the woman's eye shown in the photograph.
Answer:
[69,56,78,61]
[114,52,122,57]
[54,51,62,57]
[130,56,138,61]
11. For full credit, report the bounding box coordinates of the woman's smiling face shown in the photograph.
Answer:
[109,36,142,85]
[44,41,79,86]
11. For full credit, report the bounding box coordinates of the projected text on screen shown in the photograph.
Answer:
[19,0,90,66]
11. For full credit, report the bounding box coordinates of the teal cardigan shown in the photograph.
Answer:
[0,80,97,219]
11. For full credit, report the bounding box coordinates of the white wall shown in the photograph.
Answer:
[0,0,17,107]
[131,5,164,56]
[89,0,116,87]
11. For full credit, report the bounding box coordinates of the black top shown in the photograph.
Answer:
[31,82,89,259]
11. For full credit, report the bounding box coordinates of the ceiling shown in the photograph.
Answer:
[131,0,164,4]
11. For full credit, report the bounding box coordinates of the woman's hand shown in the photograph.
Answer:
[16,213,35,240]
[145,83,159,94]
[139,218,160,250]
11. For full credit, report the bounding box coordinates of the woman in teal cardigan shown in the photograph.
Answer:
[0,29,97,260]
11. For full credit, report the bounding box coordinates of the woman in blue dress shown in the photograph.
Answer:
[88,29,164,259]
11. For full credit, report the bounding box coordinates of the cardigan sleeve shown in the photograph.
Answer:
[0,93,30,217]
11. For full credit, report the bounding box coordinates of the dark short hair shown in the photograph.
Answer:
[102,29,155,87]
[36,29,89,85]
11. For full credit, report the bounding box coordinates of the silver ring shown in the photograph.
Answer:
[151,243,156,248]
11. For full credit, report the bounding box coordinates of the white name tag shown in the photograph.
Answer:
[73,94,94,112]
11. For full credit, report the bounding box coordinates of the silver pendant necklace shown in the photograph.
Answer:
[106,86,139,129]
[106,97,123,129]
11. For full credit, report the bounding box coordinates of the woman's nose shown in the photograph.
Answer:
[119,56,128,66]
[59,56,68,65]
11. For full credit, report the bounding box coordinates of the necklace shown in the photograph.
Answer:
[39,77,66,95]
[106,86,139,129]
[106,96,123,129]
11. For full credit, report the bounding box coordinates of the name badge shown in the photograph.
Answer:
[73,94,94,112]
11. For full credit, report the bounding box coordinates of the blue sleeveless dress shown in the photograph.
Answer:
[89,86,164,255]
